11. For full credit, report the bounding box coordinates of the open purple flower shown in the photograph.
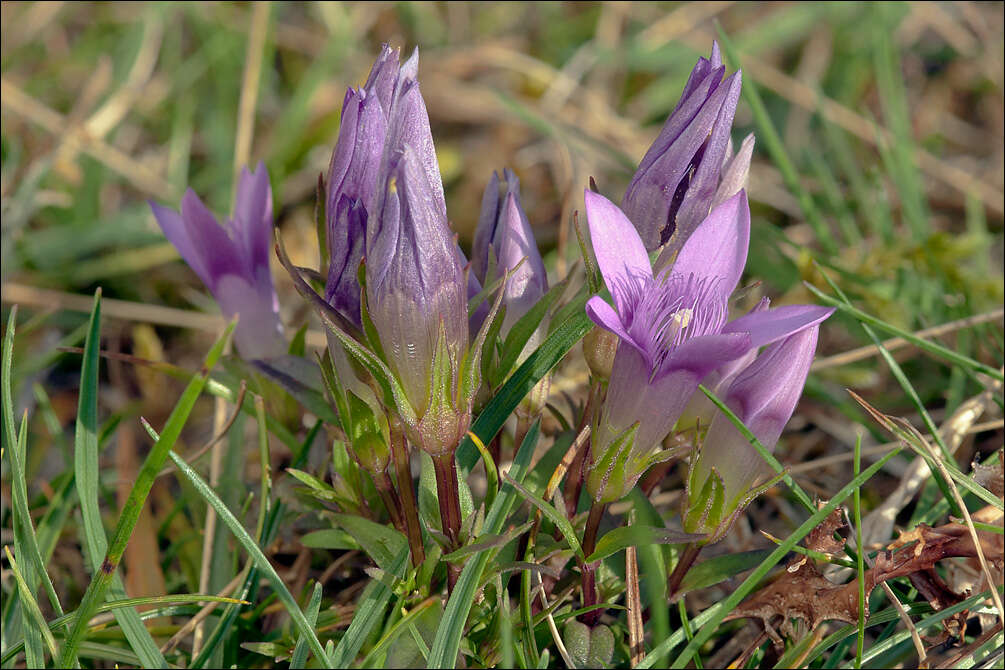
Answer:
[472,169,548,336]
[622,42,753,267]
[583,189,832,503]
[150,162,284,360]
[684,324,821,541]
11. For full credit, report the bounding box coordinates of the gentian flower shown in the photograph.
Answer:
[582,189,832,504]
[150,162,284,360]
[364,49,470,456]
[622,42,753,269]
[684,325,821,541]
[472,168,548,337]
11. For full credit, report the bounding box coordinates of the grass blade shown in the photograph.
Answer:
[66,289,168,668]
[427,421,541,669]
[167,446,334,668]
[60,319,233,667]
[804,282,1003,382]
[290,582,323,669]
[328,548,409,667]
[3,548,58,661]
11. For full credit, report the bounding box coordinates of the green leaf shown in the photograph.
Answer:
[457,300,591,473]
[493,277,568,386]
[586,525,705,564]
[290,582,324,669]
[300,529,360,551]
[332,513,409,576]
[427,421,540,668]
[64,290,168,669]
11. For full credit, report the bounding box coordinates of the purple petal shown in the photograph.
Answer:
[471,170,501,284]
[585,296,643,357]
[362,43,401,113]
[670,71,742,247]
[233,161,273,272]
[584,190,653,316]
[670,190,749,298]
[149,201,206,285]
[660,331,752,380]
[214,274,286,360]
[179,190,244,286]
[709,41,722,70]
[722,303,834,348]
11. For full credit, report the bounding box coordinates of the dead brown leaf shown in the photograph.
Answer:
[727,506,1004,647]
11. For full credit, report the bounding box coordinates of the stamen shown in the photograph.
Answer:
[611,271,728,376]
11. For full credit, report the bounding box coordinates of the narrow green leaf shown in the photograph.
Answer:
[457,298,591,473]
[300,528,360,551]
[0,595,249,665]
[4,546,54,664]
[290,582,324,669]
[803,282,1002,382]
[66,289,167,669]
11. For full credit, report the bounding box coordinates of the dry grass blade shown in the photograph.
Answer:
[857,381,1001,548]
[625,545,644,667]
[232,1,270,189]
[0,78,176,199]
[160,572,246,654]
[1,282,328,347]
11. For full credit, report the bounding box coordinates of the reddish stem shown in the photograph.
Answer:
[579,502,607,627]
[390,421,425,567]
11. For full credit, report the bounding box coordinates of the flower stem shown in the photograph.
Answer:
[390,420,424,567]
[579,501,606,627]
[431,451,463,592]
[375,469,405,534]
[667,542,703,602]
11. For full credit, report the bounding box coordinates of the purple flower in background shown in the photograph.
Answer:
[684,325,821,540]
[622,42,753,268]
[150,162,285,360]
[472,169,548,335]
[582,189,832,503]
[325,44,401,327]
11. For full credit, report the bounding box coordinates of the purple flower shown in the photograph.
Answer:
[325,44,403,327]
[150,162,284,360]
[582,189,832,503]
[622,42,753,264]
[472,169,548,335]
[684,325,821,540]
